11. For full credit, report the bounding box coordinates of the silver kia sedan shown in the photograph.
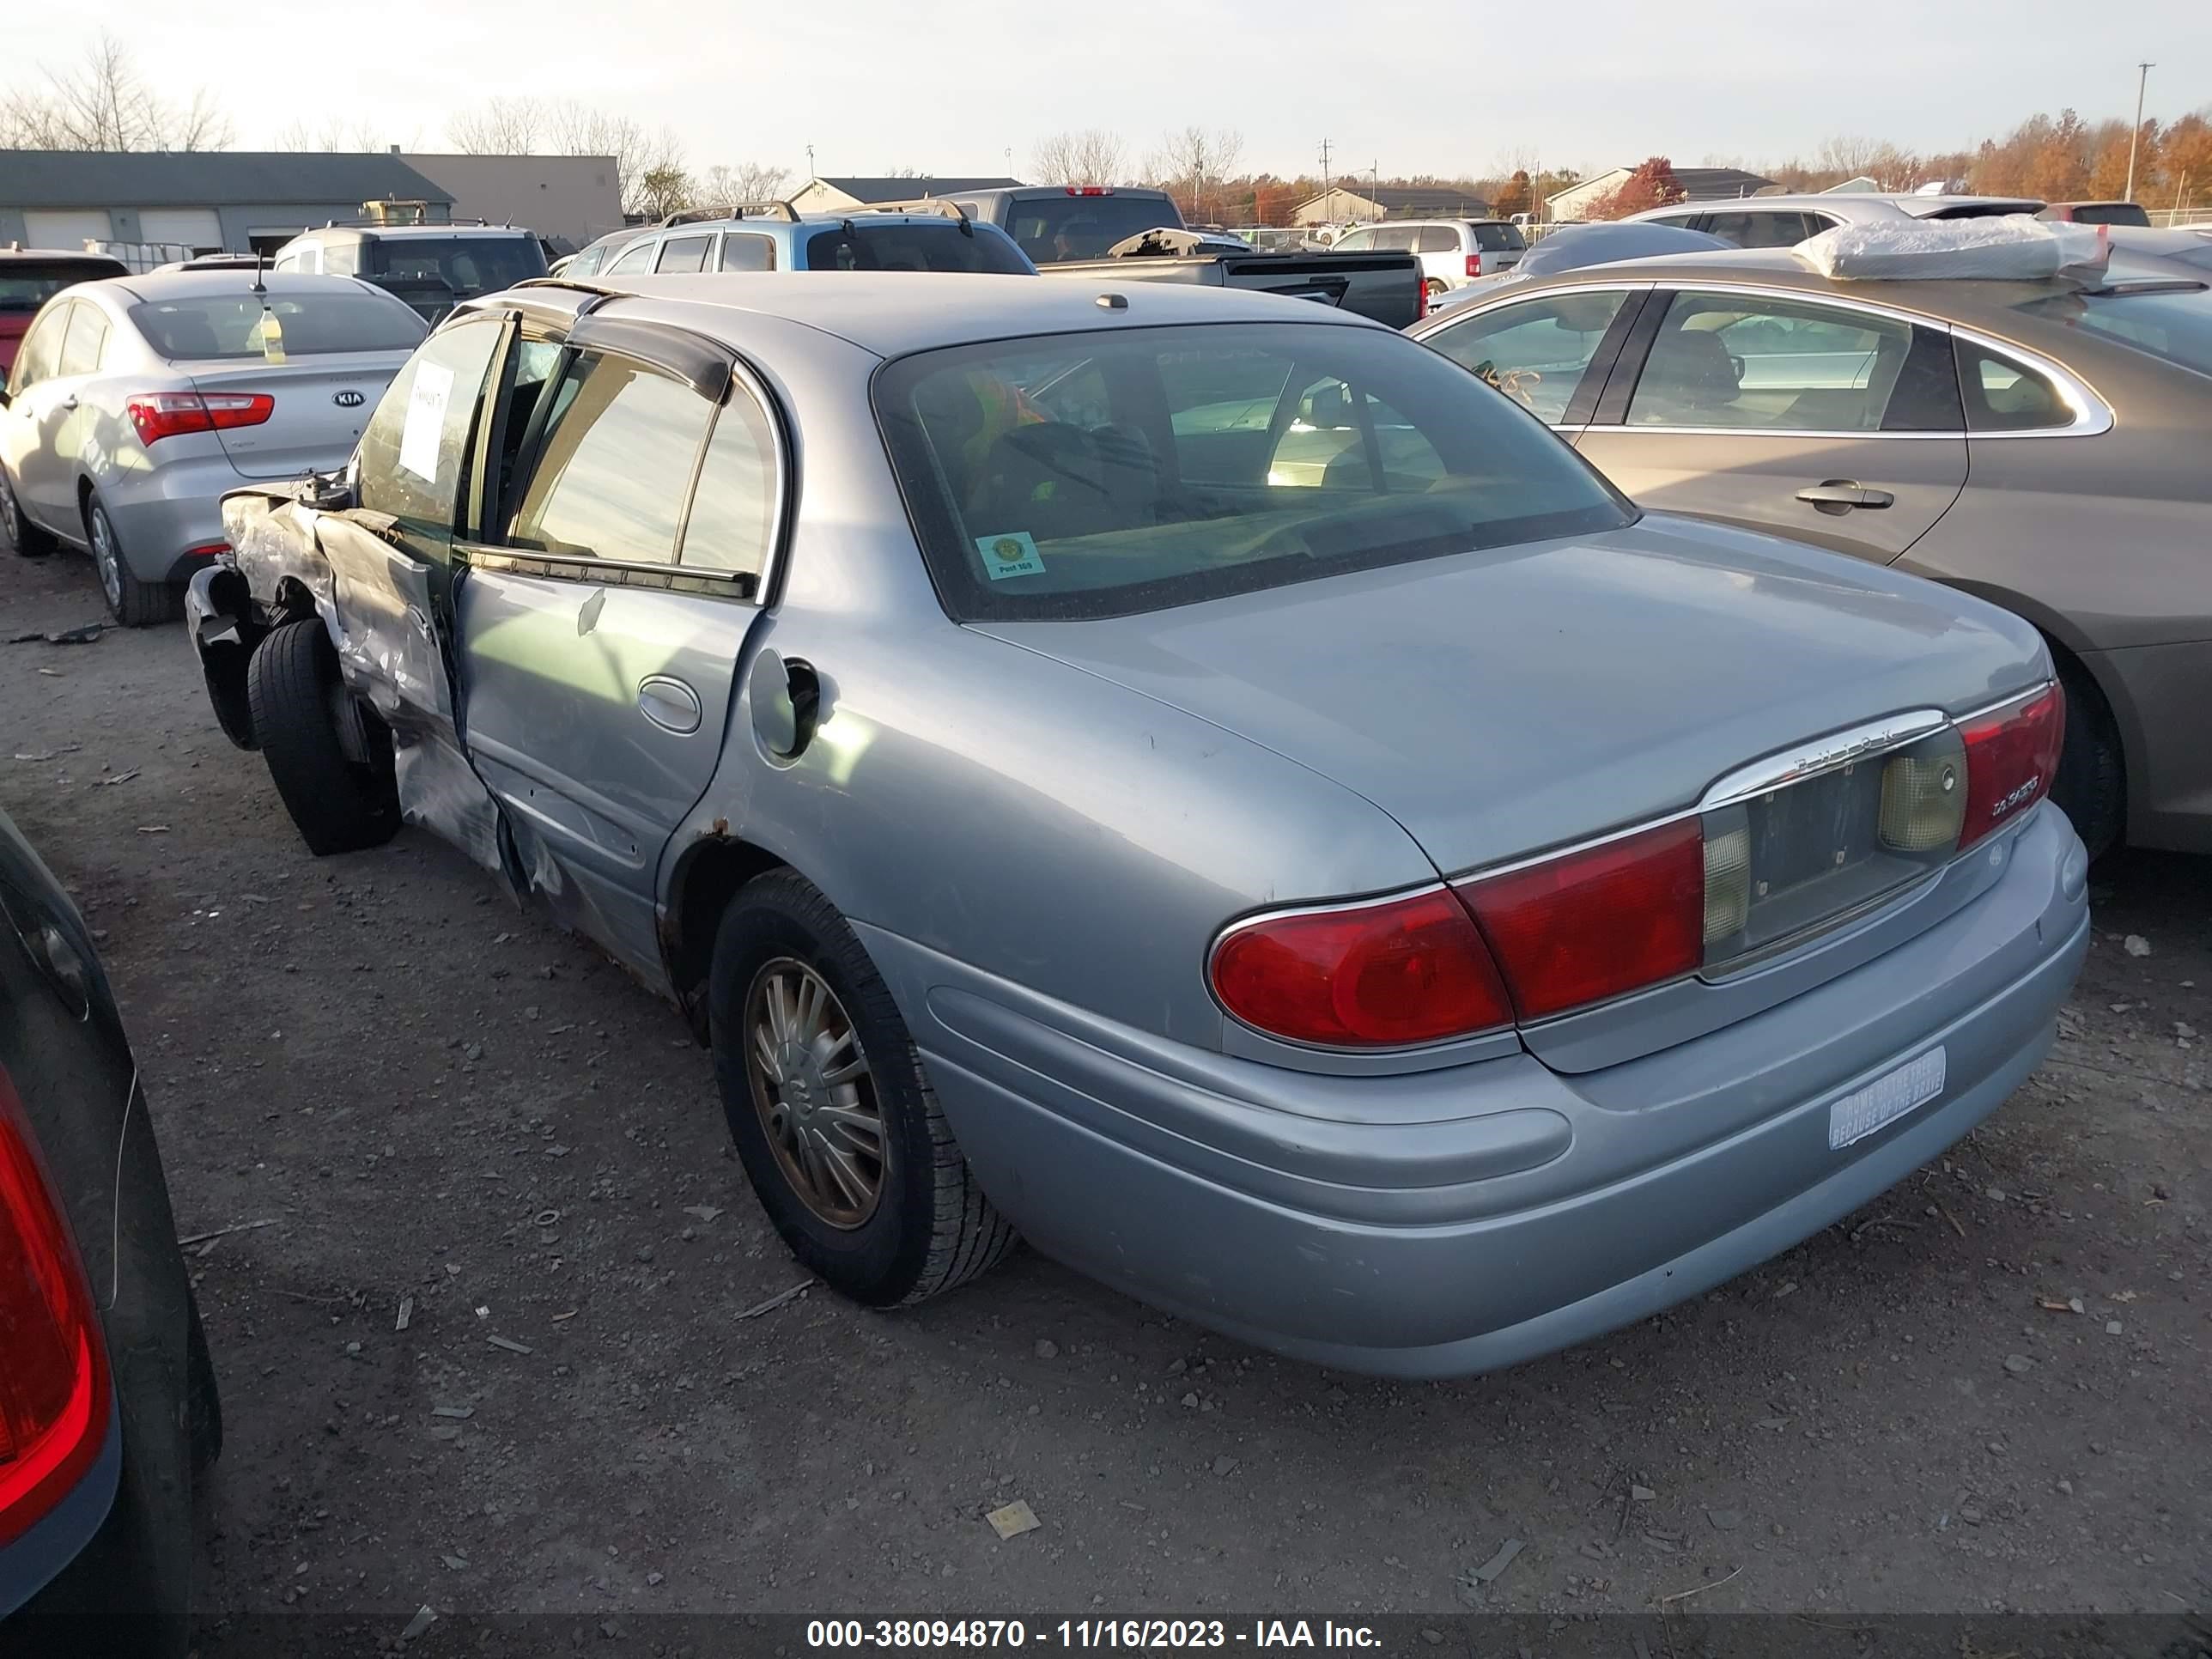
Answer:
[186,274,2087,1377]
[0,270,423,625]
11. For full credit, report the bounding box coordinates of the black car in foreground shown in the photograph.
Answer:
[0,806,217,1656]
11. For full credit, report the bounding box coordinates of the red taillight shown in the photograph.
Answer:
[0,1066,110,1547]
[1465,252,1483,277]
[125,392,274,446]
[1459,820,1705,1021]
[1415,281,1429,321]
[1211,888,1513,1047]
[1958,683,2064,850]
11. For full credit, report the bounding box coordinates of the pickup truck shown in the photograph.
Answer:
[933,185,1425,329]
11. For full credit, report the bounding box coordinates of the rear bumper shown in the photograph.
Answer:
[97,458,238,581]
[0,1400,119,1621]
[879,805,2089,1378]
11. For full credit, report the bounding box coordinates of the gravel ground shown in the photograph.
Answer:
[3,549,2207,1646]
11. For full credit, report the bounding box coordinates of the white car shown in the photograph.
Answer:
[1328,219,1528,295]
[1623,192,2045,249]
[0,270,423,624]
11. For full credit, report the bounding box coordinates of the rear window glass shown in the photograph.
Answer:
[2014,283,2212,379]
[1473,223,1525,252]
[0,262,124,313]
[804,224,1030,275]
[1004,195,1183,262]
[876,320,1632,623]
[129,293,426,360]
[367,236,548,299]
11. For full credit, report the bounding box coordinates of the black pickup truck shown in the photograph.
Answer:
[934,185,1425,329]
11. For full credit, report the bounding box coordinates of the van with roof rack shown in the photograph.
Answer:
[585,200,1035,278]
[269,222,550,324]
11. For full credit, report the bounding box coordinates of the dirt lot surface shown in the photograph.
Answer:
[3,549,2208,1648]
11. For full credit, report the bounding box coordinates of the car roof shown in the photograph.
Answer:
[1633,193,2042,219]
[104,269,395,302]
[0,247,128,267]
[298,223,536,240]
[635,211,1005,236]
[530,271,1378,357]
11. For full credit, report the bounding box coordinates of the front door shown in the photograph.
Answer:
[1574,286,1967,564]
[453,341,780,978]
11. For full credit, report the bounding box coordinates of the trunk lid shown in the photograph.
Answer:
[179,352,406,479]
[975,514,2047,878]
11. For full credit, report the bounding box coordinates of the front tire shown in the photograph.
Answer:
[246,619,400,856]
[1,465,52,558]
[708,870,1015,1307]
[86,494,182,627]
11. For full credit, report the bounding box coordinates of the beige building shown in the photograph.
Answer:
[1291,185,1493,227]
[400,152,623,250]
[1545,165,1778,222]
[787,175,1023,214]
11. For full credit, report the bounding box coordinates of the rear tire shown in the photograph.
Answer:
[86,494,182,628]
[2051,653,2124,859]
[246,619,401,856]
[708,870,1016,1307]
[0,465,52,558]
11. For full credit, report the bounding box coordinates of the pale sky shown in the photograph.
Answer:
[18,1,2210,181]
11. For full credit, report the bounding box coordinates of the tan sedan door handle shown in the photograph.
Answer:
[1796,480,1893,514]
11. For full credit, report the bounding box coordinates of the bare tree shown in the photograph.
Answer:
[447,96,543,155]
[1814,135,1883,179]
[0,33,231,151]
[1031,129,1128,186]
[698,161,791,206]
[1147,126,1244,222]
[543,101,680,216]
[279,116,401,153]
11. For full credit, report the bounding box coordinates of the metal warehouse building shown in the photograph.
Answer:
[0,150,457,262]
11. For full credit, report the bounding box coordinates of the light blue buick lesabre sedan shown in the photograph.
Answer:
[184,272,2087,1377]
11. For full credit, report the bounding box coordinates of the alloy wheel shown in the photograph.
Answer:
[89,507,123,609]
[743,957,884,1229]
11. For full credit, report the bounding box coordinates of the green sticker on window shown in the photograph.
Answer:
[975,531,1045,580]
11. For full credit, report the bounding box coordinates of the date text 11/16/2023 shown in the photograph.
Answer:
[805,1620,1383,1650]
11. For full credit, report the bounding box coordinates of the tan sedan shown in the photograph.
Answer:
[1410,250,2212,855]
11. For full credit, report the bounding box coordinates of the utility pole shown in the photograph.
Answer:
[2124,62,2154,203]
[1319,137,1333,190]
[805,143,816,181]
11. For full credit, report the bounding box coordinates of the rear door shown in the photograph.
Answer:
[1574,285,1967,563]
[452,330,778,978]
[9,303,85,527]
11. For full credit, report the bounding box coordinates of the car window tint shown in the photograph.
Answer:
[802,224,1031,274]
[1702,211,1812,250]
[606,240,657,275]
[678,389,778,579]
[1414,226,1458,254]
[656,235,712,274]
[877,320,1631,623]
[1473,223,1524,252]
[1331,229,1373,252]
[9,305,68,390]
[323,242,360,277]
[1424,291,1632,423]
[356,317,507,533]
[486,337,566,526]
[1954,338,2071,431]
[507,352,712,563]
[130,293,423,360]
[1627,290,1915,431]
[1373,227,1420,252]
[720,234,777,272]
[58,304,108,375]
[2015,283,2212,380]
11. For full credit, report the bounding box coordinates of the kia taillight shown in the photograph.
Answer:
[1458,820,1706,1020]
[1957,683,2065,850]
[126,392,275,446]
[1210,888,1512,1047]
[1465,252,1483,277]
[0,1066,110,1547]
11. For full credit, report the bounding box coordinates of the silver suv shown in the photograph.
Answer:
[1624,192,2046,250]
[1328,218,1525,295]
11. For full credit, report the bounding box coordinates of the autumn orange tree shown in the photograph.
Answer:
[1492,169,1534,217]
[1585,156,1684,220]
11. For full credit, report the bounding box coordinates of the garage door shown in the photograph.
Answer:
[135,208,224,249]
[22,210,112,251]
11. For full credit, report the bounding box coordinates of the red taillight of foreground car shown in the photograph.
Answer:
[1210,888,1514,1047]
[125,392,275,447]
[1956,682,2065,851]
[0,1065,110,1547]
[1465,252,1483,278]
[1458,819,1707,1022]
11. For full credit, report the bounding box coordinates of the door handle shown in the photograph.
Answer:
[636,675,703,735]
[1795,480,1877,515]
[1856,488,1894,508]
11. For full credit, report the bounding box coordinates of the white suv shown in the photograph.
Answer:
[1328,219,1526,295]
